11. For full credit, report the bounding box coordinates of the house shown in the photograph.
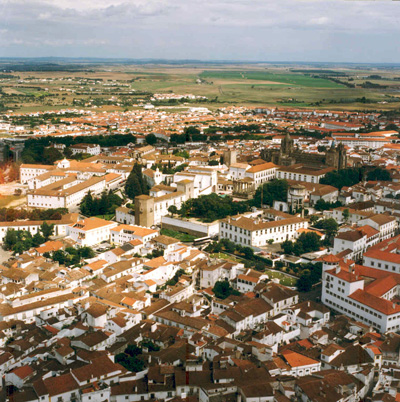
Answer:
[5,365,35,388]
[33,373,80,402]
[71,330,115,351]
[280,350,321,377]
[110,224,159,245]
[295,370,367,402]
[359,214,397,241]
[115,206,136,225]
[200,260,242,289]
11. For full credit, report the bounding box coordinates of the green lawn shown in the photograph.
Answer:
[210,252,241,262]
[95,214,114,221]
[265,269,298,287]
[160,228,196,242]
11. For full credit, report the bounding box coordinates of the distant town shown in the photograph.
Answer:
[1,65,400,402]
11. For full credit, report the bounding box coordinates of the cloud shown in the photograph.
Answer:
[0,0,399,62]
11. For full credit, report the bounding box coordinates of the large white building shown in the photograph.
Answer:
[322,236,400,332]
[27,176,106,209]
[219,214,308,247]
[276,165,335,184]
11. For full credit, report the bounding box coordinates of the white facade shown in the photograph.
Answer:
[322,265,400,333]
[20,164,54,184]
[67,218,118,247]
[27,176,106,209]
[110,224,159,245]
[219,215,308,247]
[115,207,136,225]
[71,143,101,155]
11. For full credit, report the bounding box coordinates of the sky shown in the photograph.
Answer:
[0,0,399,63]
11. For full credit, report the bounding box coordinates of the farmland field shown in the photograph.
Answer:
[1,61,400,112]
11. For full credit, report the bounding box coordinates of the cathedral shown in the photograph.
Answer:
[261,132,347,170]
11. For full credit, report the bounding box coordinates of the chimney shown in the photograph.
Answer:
[335,266,341,274]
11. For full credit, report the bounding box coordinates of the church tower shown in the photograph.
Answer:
[281,132,294,156]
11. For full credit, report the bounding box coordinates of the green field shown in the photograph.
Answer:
[200,70,345,88]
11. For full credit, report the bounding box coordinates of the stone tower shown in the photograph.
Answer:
[337,142,347,170]
[326,142,347,170]
[135,195,154,227]
[223,150,237,167]
[176,180,194,200]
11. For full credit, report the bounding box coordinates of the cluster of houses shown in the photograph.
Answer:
[1,104,400,401]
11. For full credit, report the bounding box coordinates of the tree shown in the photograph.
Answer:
[386,123,398,131]
[79,247,95,259]
[242,247,254,260]
[43,147,63,164]
[98,191,110,215]
[125,344,141,357]
[52,250,67,265]
[367,168,391,182]
[40,221,54,241]
[125,174,143,201]
[184,126,201,141]
[80,191,95,216]
[168,205,178,217]
[254,261,265,271]
[13,241,25,255]
[320,168,363,190]
[3,229,18,251]
[32,232,45,247]
[315,218,339,240]
[309,215,319,226]
[212,281,240,299]
[208,160,219,166]
[297,273,312,292]
[253,180,288,207]
[125,164,148,201]
[115,352,144,373]
[297,232,321,253]
[145,134,157,145]
[281,240,294,255]
[343,208,350,222]
[314,199,342,211]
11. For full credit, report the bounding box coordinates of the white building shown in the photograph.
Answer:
[110,224,159,245]
[276,165,335,184]
[70,143,101,155]
[219,214,308,247]
[244,162,278,187]
[67,217,118,247]
[115,206,136,225]
[322,251,400,333]
[27,176,106,209]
